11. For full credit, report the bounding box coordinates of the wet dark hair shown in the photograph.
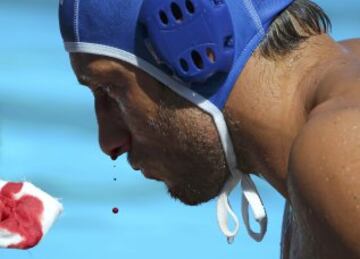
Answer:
[259,0,332,59]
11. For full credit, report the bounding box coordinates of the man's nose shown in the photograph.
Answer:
[99,128,131,160]
[94,90,131,160]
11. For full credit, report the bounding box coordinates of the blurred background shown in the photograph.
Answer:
[0,1,359,258]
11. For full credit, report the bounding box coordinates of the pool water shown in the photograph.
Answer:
[0,1,359,258]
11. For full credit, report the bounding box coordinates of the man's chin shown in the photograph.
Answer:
[166,184,218,206]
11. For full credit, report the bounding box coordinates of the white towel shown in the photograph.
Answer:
[0,180,63,249]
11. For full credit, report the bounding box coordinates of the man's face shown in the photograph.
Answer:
[70,53,229,205]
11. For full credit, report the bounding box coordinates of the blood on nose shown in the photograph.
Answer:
[110,148,122,161]
[109,137,131,161]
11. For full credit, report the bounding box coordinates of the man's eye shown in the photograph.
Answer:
[93,85,118,100]
[92,85,108,94]
[102,85,111,94]
[91,83,126,101]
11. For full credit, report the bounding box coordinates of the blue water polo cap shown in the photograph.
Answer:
[59,0,293,109]
[139,0,235,82]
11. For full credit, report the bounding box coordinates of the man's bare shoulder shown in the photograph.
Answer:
[313,39,360,117]
[340,38,360,58]
[287,106,360,258]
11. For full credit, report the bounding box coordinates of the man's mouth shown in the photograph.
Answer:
[127,148,140,171]
[127,150,162,181]
[140,168,162,181]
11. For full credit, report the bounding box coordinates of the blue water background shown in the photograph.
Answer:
[0,1,359,258]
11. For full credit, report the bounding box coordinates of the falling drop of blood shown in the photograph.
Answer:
[112,208,119,214]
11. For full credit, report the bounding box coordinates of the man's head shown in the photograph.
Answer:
[61,0,330,205]
[70,53,229,205]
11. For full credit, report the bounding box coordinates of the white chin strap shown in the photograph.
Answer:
[217,170,267,244]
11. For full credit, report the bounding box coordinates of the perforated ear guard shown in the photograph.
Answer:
[139,0,235,83]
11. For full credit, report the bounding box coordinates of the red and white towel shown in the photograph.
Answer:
[0,180,63,249]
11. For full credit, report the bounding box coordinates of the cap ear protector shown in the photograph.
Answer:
[139,0,235,83]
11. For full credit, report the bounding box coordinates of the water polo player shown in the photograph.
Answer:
[59,0,360,258]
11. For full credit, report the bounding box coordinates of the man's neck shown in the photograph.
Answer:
[224,34,344,197]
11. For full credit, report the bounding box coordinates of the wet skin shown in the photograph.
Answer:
[69,35,360,258]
